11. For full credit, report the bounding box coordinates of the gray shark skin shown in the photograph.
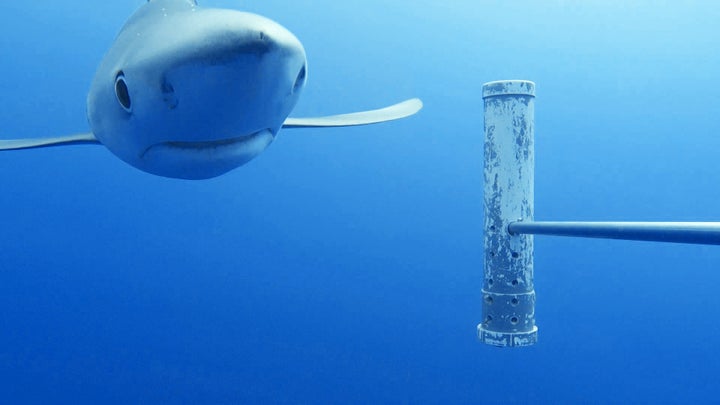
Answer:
[0,0,422,179]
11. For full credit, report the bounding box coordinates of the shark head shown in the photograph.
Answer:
[87,0,307,179]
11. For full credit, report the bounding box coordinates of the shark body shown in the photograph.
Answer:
[0,0,421,179]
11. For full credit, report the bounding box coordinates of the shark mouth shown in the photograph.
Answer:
[140,129,274,179]
[141,129,273,157]
[163,136,255,150]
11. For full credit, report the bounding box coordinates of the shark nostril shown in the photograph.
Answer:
[161,79,178,109]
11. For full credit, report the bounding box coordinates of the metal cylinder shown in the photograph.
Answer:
[478,80,537,347]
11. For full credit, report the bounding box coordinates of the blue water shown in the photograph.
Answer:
[1,0,720,403]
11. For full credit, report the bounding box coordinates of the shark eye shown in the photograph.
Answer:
[115,71,132,112]
[294,64,306,93]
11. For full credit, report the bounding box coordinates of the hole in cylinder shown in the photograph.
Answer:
[484,296,494,305]
[510,317,519,325]
[488,279,494,286]
[511,298,519,306]
[511,279,519,286]
[511,252,519,259]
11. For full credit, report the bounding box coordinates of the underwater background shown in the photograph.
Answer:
[1,0,720,403]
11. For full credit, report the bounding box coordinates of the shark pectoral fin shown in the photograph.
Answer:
[0,133,100,151]
[282,98,423,129]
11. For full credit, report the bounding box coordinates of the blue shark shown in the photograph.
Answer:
[0,0,422,179]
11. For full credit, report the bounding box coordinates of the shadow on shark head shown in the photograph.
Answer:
[1,0,422,180]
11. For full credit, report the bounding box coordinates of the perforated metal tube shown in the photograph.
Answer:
[478,80,538,347]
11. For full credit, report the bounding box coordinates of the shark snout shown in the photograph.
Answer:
[192,9,308,93]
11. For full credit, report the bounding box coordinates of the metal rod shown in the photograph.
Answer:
[508,221,720,245]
